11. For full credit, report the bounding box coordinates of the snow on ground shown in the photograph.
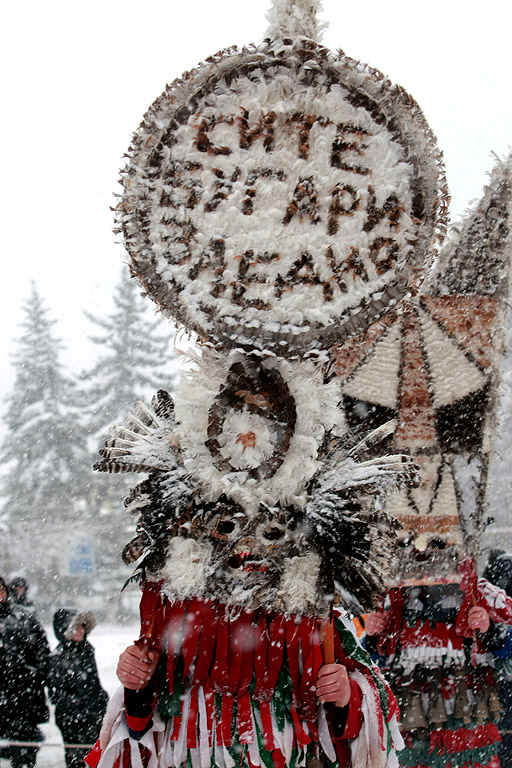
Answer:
[16,621,140,768]
[90,621,140,698]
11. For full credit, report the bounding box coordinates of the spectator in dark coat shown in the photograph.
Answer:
[8,577,35,614]
[0,575,50,768]
[48,608,108,768]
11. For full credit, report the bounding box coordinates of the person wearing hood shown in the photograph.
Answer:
[48,609,108,768]
[0,575,50,768]
[8,577,35,613]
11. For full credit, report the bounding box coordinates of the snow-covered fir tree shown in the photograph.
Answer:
[79,270,178,616]
[81,269,177,443]
[0,283,90,523]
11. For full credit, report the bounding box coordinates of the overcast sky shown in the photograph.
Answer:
[0,0,511,402]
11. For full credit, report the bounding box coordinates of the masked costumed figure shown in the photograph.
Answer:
[338,155,512,768]
[85,1,450,767]
[484,552,512,768]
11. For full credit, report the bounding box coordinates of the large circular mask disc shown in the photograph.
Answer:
[119,41,446,355]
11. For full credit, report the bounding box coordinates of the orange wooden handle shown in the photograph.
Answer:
[321,618,335,664]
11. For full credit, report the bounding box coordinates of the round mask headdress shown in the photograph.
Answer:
[117,2,447,356]
[100,0,428,624]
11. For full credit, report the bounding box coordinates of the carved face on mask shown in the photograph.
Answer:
[157,498,319,614]
[209,503,302,570]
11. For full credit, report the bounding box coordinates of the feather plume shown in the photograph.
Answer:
[94,390,181,474]
[306,421,419,610]
[265,0,326,42]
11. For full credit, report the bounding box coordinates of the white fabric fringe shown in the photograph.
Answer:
[349,671,403,768]
[96,677,400,768]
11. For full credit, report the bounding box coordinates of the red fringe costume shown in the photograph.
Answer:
[367,562,512,768]
[87,583,404,768]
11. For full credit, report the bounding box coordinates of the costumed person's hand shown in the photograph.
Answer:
[116,644,160,689]
[316,663,351,708]
[467,605,490,633]
[364,611,389,636]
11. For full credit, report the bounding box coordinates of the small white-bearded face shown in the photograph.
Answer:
[217,411,277,470]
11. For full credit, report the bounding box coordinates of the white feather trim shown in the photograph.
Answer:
[160,537,213,600]
[276,553,320,614]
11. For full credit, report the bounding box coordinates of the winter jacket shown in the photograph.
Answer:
[48,609,108,736]
[0,601,50,736]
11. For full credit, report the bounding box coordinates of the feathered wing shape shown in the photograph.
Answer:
[323,420,418,491]
[428,155,512,299]
[94,389,195,570]
[333,154,512,578]
[94,390,181,474]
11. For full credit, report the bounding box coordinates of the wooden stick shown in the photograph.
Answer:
[321,617,335,664]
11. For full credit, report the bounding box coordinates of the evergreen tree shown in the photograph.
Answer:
[79,271,178,616]
[81,269,177,442]
[0,283,90,523]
